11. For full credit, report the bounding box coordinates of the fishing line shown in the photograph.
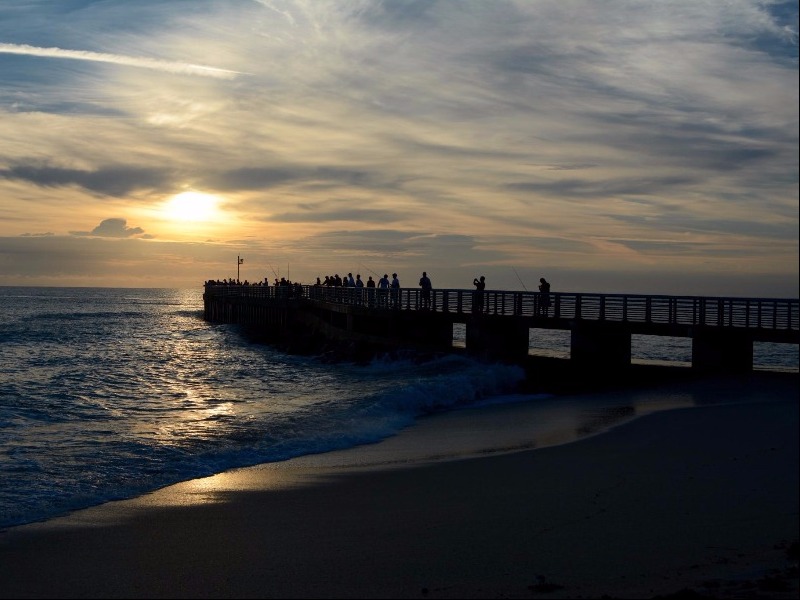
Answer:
[512,267,529,291]
[360,262,379,277]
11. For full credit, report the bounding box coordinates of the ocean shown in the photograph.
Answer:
[1,286,797,530]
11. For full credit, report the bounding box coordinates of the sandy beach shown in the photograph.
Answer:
[0,374,797,599]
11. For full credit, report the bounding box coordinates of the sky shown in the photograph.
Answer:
[0,0,797,296]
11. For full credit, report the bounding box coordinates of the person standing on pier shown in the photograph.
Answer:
[419,272,433,310]
[378,273,390,308]
[341,272,353,304]
[366,275,376,307]
[355,274,364,305]
[473,276,486,314]
[539,277,551,316]
[390,273,401,309]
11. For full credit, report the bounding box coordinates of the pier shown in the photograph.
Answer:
[203,283,799,373]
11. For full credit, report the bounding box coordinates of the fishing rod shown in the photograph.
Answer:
[360,262,380,278]
[512,267,529,291]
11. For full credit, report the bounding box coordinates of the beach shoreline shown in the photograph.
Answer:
[0,373,797,599]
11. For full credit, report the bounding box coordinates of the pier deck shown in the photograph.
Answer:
[203,283,799,372]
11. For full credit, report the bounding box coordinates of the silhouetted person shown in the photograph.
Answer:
[355,273,364,305]
[366,275,376,307]
[378,273,390,308]
[473,276,486,313]
[390,273,401,308]
[539,277,551,316]
[419,271,432,309]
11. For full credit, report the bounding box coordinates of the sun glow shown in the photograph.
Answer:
[162,191,221,222]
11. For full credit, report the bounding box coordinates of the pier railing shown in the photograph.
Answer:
[204,283,798,335]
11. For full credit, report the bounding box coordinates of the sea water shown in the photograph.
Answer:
[1,286,797,529]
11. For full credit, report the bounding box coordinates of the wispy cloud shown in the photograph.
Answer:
[0,42,243,79]
[0,164,173,197]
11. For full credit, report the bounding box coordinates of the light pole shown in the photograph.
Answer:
[237,256,243,282]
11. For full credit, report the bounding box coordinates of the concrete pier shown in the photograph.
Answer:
[692,329,754,372]
[203,283,799,372]
[570,321,632,369]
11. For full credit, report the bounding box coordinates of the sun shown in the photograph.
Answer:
[162,191,220,222]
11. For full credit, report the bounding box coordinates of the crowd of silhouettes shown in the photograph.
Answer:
[206,271,553,315]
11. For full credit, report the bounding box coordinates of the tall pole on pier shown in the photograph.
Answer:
[237,255,243,282]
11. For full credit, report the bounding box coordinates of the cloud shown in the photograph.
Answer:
[610,214,800,241]
[0,43,243,79]
[507,175,700,199]
[269,207,401,223]
[298,230,506,267]
[203,167,383,193]
[70,218,145,238]
[0,164,174,197]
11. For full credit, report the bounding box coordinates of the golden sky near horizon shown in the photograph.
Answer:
[0,0,798,296]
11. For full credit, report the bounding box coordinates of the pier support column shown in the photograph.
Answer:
[692,330,753,372]
[466,316,529,361]
[394,312,454,351]
[570,322,631,369]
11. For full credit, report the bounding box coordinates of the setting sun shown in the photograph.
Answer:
[162,191,221,222]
